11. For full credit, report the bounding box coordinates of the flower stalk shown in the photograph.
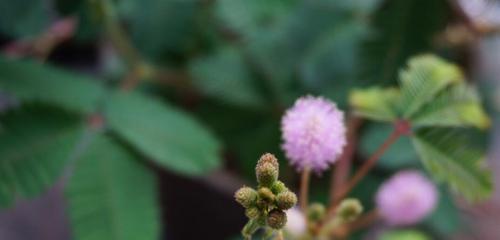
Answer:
[299,167,311,215]
[328,120,410,214]
[330,115,363,204]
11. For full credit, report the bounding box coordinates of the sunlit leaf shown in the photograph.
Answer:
[412,128,493,202]
[380,230,430,240]
[411,84,491,129]
[399,54,464,118]
[349,87,400,122]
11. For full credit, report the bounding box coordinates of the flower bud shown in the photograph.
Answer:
[235,186,258,208]
[255,199,267,210]
[258,187,275,203]
[256,162,278,187]
[271,180,288,194]
[245,207,261,219]
[336,198,363,223]
[307,203,326,221]
[276,191,297,210]
[267,209,287,229]
[258,153,279,169]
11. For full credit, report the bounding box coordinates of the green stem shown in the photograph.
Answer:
[99,0,141,68]
[275,230,284,240]
[242,219,260,240]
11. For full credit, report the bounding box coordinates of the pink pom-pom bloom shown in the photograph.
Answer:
[281,96,346,172]
[284,208,306,237]
[376,170,438,226]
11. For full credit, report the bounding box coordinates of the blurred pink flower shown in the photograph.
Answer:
[284,208,306,237]
[376,170,438,226]
[281,96,346,173]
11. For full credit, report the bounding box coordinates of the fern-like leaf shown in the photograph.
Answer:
[0,57,105,114]
[411,128,493,202]
[0,106,83,207]
[66,135,160,240]
[105,91,221,176]
[411,84,491,129]
[399,54,464,118]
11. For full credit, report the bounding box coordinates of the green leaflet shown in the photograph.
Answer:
[105,90,221,176]
[410,84,491,129]
[380,230,430,240]
[189,47,264,108]
[411,128,492,202]
[351,54,488,128]
[399,55,464,118]
[66,135,160,240]
[0,106,83,207]
[0,57,105,115]
[351,54,492,202]
[349,87,400,122]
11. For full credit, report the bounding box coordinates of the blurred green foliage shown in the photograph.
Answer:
[0,0,492,239]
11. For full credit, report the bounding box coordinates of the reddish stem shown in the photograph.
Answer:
[346,210,379,232]
[300,167,312,215]
[330,115,363,204]
[327,120,410,218]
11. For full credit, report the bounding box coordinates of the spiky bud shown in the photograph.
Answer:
[271,180,288,194]
[235,186,258,208]
[258,153,279,169]
[245,207,260,219]
[276,191,297,210]
[307,203,326,221]
[256,162,279,187]
[267,209,287,229]
[336,198,363,223]
[255,199,267,210]
[258,187,275,203]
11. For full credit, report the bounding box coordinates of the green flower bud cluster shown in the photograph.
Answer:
[335,198,363,223]
[306,202,326,233]
[307,202,326,222]
[235,153,298,239]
